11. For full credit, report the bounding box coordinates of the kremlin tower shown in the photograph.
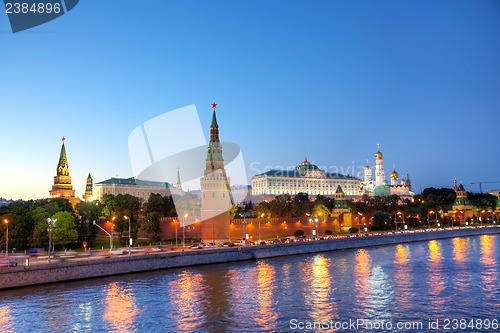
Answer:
[83,173,93,201]
[200,103,231,245]
[390,165,399,186]
[49,138,80,206]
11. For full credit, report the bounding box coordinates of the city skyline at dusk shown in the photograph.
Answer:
[1,0,500,200]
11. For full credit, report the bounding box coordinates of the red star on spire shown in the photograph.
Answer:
[62,137,66,142]
[211,103,217,109]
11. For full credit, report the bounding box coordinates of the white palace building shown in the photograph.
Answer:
[251,157,361,199]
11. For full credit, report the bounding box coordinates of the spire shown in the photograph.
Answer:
[57,138,69,176]
[406,170,410,181]
[210,103,219,141]
[176,168,182,190]
[206,103,225,171]
[87,173,92,179]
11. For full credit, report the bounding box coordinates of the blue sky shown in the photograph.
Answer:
[1,0,499,200]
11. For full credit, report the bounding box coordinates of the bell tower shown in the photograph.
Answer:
[375,144,386,187]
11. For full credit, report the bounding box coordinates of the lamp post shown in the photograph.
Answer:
[183,213,188,248]
[240,213,247,246]
[47,217,57,264]
[124,216,131,256]
[428,211,435,229]
[480,210,485,226]
[3,219,8,257]
[357,212,362,234]
[93,220,114,254]
[314,218,319,239]
[259,213,264,243]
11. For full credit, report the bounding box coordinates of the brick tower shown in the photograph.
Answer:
[200,103,231,245]
[49,137,80,206]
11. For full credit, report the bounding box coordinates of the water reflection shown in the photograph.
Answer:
[255,261,278,329]
[103,282,139,332]
[0,306,14,333]
[427,240,445,310]
[480,235,497,292]
[354,249,371,307]
[168,271,204,333]
[452,237,470,292]
[393,244,413,311]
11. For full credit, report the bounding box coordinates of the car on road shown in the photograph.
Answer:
[221,242,235,247]
[205,243,216,248]
[0,259,18,267]
[152,246,165,252]
[189,243,204,249]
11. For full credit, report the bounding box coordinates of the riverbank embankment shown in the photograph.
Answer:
[1,227,499,290]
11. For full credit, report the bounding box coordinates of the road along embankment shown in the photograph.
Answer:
[1,227,499,290]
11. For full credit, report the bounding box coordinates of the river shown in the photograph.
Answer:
[0,234,498,332]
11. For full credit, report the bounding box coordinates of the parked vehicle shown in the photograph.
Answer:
[221,242,235,247]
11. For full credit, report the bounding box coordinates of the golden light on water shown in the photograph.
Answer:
[480,235,497,292]
[355,249,372,305]
[255,261,278,329]
[103,283,139,332]
[168,271,204,332]
[0,306,14,333]
[427,240,445,307]
[452,238,468,263]
[393,244,413,310]
[302,255,337,322]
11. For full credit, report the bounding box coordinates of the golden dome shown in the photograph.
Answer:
[390,167,398,179]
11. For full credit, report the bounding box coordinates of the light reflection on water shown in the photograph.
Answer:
[0,234,498,333]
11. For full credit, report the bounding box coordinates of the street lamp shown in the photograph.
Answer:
[183,213,188,248]
[47,217,57,264]
[93,220,114,254]
[314,218,319,239]
[3,219,8,257]
[240,213,247,246]
[357,212,362,234]
[124,215,131,256]
[428,211,435,229]
[259,213,264,243]
[480,210,485,226]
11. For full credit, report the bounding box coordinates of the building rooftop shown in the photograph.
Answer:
[95,177,171,188]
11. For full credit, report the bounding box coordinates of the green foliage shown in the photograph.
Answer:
[173,193,201,218]
[143,212,162,242]
[52,211,78,248]
[349,227,359,233]
[372,211,390,230]
[294,229,305,237]
[102,194,141,244]
[229,205,238,219]
[312,204,330,217]
[144,193,176,217]
[325,230,332,235]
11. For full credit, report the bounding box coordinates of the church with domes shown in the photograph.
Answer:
[360,145,414,199]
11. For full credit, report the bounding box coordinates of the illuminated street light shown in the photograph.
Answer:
[3,219,8,257]
[183,213,188,248]
[47,217,57,264]
[124,215,131,256]
[93,220,114,254]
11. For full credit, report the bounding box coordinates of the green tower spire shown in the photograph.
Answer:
[57,138,69,176]
[176,168,182,191]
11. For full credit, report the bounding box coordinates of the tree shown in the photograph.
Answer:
[312,204,330,218]
[143,212,162,242]
[294,229,305,237]
[52,211,78,249]
[372,211,390,230]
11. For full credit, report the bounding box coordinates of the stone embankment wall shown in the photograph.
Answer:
[1,227,498,290]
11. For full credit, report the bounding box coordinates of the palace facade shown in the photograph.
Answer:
[251,157,361,199]
[93,177,183,203]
